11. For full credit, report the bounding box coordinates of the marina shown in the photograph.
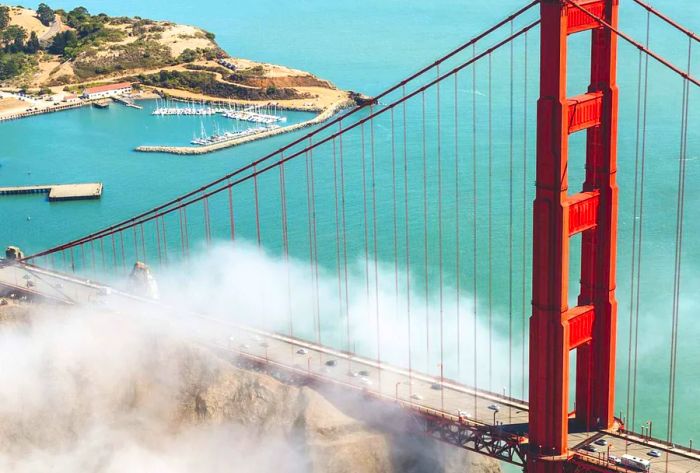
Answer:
[152,99,286,124]
[0,183,103,201]
[191,124,276,146]
[221,105,287,125]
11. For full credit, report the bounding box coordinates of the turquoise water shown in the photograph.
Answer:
[1,0,699,447]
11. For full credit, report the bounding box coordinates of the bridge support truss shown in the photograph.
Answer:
[529,0,619,472]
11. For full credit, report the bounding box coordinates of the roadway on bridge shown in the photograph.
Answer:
[1,261,698,473]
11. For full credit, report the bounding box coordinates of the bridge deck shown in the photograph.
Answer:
[1,261,698,473]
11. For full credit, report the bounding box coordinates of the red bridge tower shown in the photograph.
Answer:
[529,0,619,472]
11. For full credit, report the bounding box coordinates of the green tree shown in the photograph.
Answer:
[25,31,40,53]
[36,3,56,26]
[0,6,10,30]
[2,25,27,53]
[65,6,89,29]
[48,29,77,55]
[0,53,31,81]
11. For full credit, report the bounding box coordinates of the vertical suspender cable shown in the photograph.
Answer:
[280,160,292,339]
[228,182,235,241]
[522,30,528,400]
[362,123,371,337]
[339,124,351,354]
[112,235,117,272]
[179,209,185,256]
[422,90,430,373]
[632,11,652,429]
[183,207,189,256]
[455,71,461,379]
[90,241,96,275]
[100,238,105,271]
[437,64,445,405]
[509,20,514,402]
[392,108,400,365]
[119,232,126,270]
[667,38,692,443]
[473,43,479,411]
[133,227,138,263]
[403,85,413,390]
[626,46,644,426]
[140,224,146,263]
[309,139,321,345]
[370,105,381,386]
[161,216,168,264]
[305,145,316,341]
[156,215,162,265]
[203,197,211,245]
[253,164,261,246]
[488,52,493,391]
[333,137,343,347]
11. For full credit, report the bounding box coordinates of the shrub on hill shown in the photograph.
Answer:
[136,69,308,101]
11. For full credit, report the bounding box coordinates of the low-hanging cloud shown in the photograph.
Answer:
[0,240,519,472]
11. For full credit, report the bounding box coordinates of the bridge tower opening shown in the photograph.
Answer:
[529,0,619,472]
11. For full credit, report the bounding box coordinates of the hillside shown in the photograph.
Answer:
[0,4,352,119]
[0,4,221,85]
[0,302,502,473]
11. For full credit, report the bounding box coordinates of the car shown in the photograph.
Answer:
[594,438,608,446]
[430,382,442,391]
[608,455,621,465]
[358,370,371,377]
[582,445,597,453]
[487,403,500,411]
[457,410,472,419]
[648,450,661,458]
[360,377,373,386]
[296,348,308,355]
[410,393,423,401]
[325,359,338,367]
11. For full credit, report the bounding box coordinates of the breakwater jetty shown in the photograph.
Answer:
[0,100,95,122]
[135,98,352,155]
[0,183,103,201]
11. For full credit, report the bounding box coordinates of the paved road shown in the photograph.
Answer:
[39,16,64,44]
[1,261,698,473]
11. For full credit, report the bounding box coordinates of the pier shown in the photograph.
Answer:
[0,100,95,122]
[0,183,103,201]
[112,96,143,109]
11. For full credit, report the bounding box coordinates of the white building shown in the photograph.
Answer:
[81,82,132,100]
[62,93,81,103]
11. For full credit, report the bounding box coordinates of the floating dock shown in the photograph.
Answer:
[112,96,143,109]
[0,183,103,201]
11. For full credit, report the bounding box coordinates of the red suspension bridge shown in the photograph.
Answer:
[1,1,698,472]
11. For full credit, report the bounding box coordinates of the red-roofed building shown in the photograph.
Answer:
[81,82,132,100]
